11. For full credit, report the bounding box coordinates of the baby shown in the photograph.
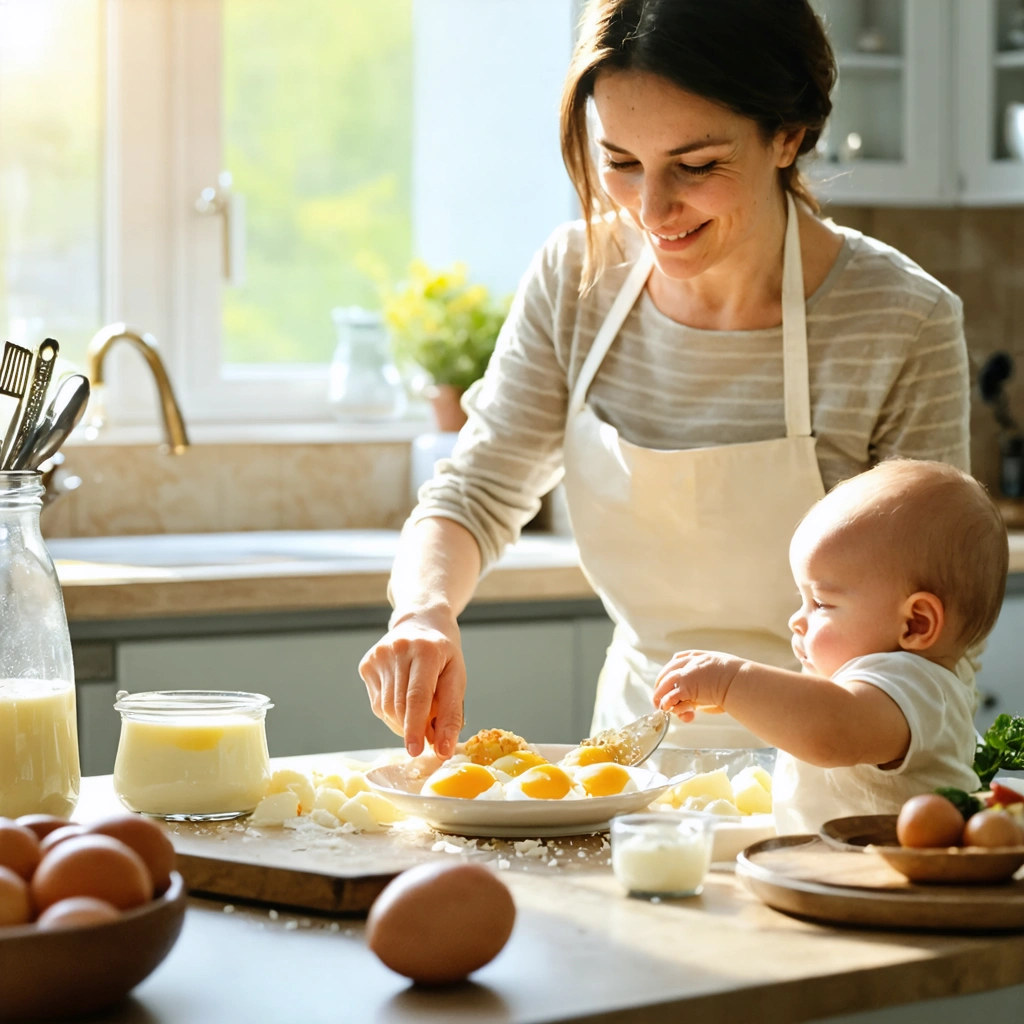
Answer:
[653,459,1009,834]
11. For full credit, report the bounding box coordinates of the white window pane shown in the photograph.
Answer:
[0,0,104,371]
[222,0,413,365]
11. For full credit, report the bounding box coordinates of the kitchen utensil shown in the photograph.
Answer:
[1006,102,1024,161]
[11,373,90,470]
[576,710,671,768]
[737,835,1024,931]
[0,872,186,1021]
[1,338,58,470]
[0,340,33,398]
[819,814,1024,885]
[366,743,671,838]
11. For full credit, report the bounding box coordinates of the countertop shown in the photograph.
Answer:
[73,757,1024,1024]
[47,529,1024,624]
[49,530,594,622]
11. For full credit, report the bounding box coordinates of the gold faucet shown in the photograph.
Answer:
[85,323,190,454]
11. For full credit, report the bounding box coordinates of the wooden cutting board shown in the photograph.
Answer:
[737,835,1024,932]
[74,751,608,915]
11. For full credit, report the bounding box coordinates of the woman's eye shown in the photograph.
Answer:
[680,161,716,176]
[603,158,638,171]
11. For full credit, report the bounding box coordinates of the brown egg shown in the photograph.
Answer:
[32,835,153,913]
[367,862,515,985]
[36,897,121,931]
[962,809,1024,849]
[896,794,965,849]
[16,814,70,841]
[86,816,176,895]
[0,866,31,927]
[0,821,41,881]
[39,825,87,855]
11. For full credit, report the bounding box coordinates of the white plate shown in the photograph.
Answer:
[365,744,671,838]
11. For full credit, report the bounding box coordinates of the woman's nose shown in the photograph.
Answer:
[638,174,678,230]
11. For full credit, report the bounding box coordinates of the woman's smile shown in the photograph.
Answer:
[647,220,712,251]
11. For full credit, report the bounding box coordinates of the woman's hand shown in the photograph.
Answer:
[359,608,466,759]
[652,650,747,722]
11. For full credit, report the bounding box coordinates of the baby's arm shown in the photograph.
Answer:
[652,652,911,769]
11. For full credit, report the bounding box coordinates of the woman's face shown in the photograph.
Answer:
[592,70,803,281]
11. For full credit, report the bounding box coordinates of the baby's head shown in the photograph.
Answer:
[788,459,1008,677]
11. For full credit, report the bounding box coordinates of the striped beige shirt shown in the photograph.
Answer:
[413,218,970,573]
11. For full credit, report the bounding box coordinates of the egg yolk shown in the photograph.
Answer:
[580,764,631,797]
[492,751,548,777]
[429,764,497,799]
[519,765,573,800]
[575,746,614,766]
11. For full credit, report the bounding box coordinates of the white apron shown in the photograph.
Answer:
[562,193,826,750]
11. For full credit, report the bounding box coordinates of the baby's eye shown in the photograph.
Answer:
[813,600,833,611]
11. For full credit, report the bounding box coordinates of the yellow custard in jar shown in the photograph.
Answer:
[113,691,272,820]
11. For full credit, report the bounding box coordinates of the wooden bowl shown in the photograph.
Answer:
[820,815,1024,885]
[0,871,187,1021]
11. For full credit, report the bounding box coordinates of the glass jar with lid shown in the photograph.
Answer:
[113,690,273,820]
[0,471,79,818]
[328,306,408,421]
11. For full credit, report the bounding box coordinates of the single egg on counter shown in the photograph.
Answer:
[421,763,505,801]
[367,862,516,985]
[0,865,31,926]
[490,751,549,778]
[32,835,153,913]
[505,764,582,801]
[570,762,646,798]
[16,814,69,841]
[896,794,965,849]
[0,820,41,881]
[86,815,176,895]
[36,897,121,931]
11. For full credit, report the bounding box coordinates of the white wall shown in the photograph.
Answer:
[413,0,578,297]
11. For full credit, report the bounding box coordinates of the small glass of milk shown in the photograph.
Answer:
[610,813,712,899]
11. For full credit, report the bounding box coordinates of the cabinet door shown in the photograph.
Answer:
[810,0,955,205]
[117,631,399,763]
[574,617,614,740]
[975,595,1024,729]
[957,0,1024,204]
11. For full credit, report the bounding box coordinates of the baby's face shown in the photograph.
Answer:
[788,527,907,678]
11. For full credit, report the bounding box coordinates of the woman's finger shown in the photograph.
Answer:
[432,656,466,758]
[404,656,442,757]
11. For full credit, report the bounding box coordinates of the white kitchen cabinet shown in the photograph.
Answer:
[809,0,1024,206]
[75,613,615,776]
[975,592,1024,730]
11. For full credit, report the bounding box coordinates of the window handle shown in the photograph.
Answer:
[195,170,246,287]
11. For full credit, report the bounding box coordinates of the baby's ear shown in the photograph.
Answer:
[898,592,945,652]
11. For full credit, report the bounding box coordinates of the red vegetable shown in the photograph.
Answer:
[991,782,1024,807]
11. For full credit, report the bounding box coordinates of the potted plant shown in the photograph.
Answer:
[383,261,510,432]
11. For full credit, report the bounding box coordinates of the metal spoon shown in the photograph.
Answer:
[12,374,90,470]
[572,710,671,768]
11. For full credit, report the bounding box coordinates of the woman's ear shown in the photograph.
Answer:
[898,592,945,652]
[775,127,806,168]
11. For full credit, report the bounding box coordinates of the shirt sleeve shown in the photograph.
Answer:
[408,225,577,573]
[869,289,971,472]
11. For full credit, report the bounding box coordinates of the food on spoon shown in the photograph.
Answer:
[571,762,645,798]
[0,866,31,926]
[505,764,582,801]
[491,750,549,777]
[86,815,176,895]
[421,763,505,801]
[961,809,1024,848]
[462,728,532,766]
[36,897,121,931]
[367,862,515,985]
[0,820,42,880]
[31,835,153,913]
[896,793,966,848]
[572,710,669,767]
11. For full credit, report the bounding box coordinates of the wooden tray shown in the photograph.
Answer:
[737,836,1024,932]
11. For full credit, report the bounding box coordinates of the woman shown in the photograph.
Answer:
[359,0,970,759]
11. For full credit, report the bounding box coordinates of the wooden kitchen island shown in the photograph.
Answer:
[75,767,1024,1024]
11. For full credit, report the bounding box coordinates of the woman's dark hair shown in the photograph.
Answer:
[561,0,837,288]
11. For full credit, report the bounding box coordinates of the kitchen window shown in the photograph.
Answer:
[2,0,576,432]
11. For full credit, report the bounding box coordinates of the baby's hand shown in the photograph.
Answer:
[652,651,746,722]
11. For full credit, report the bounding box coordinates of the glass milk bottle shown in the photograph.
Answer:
[328,306,407,421]
[0,471,79,817]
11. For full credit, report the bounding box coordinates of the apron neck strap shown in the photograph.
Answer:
[569,194,812,437]
[781,191,812,438]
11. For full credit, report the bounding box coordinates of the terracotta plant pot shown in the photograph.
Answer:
[426,384,468,432]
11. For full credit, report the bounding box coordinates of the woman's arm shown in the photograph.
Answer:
[652,652,911,768]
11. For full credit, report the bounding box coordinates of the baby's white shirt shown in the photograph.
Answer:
[772,651,979,835]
